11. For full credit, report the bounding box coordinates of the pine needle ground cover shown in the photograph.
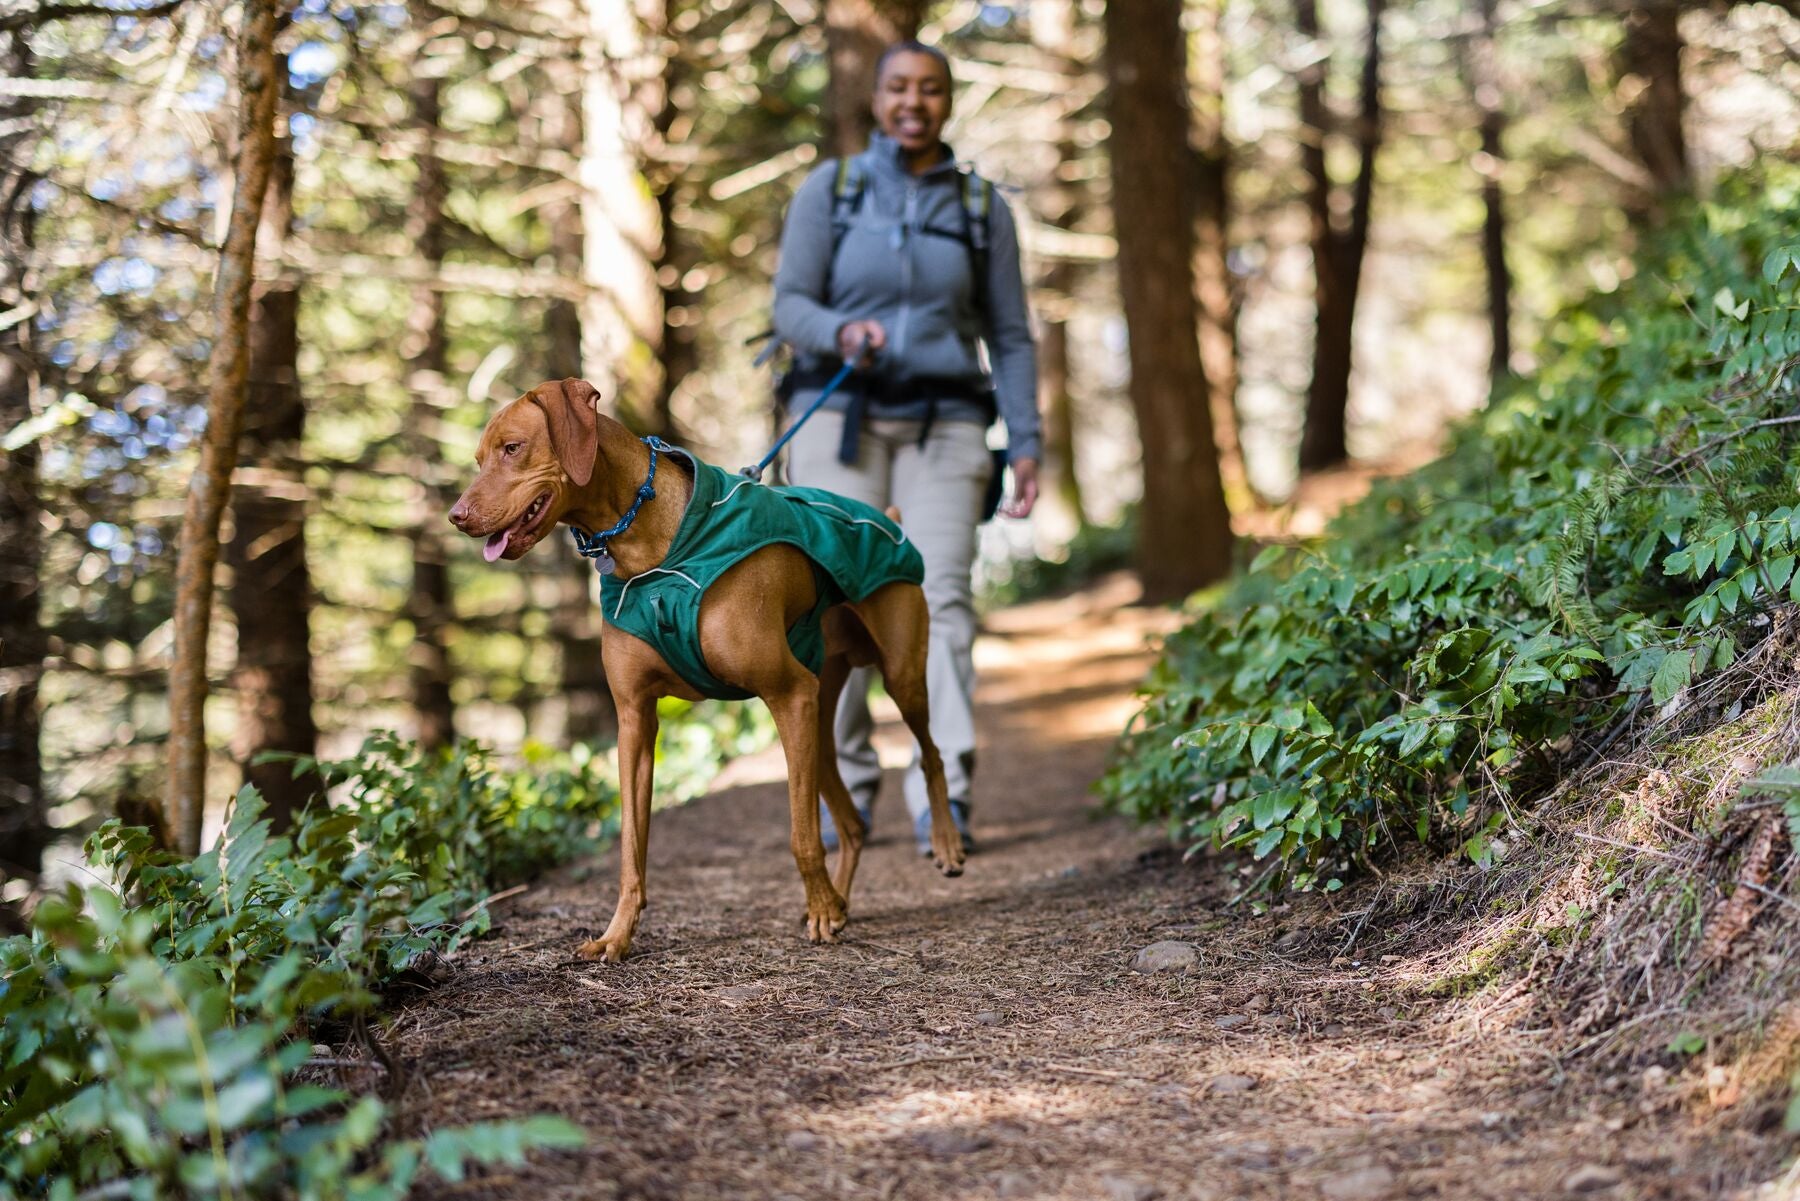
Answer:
[1104,170,1800,892]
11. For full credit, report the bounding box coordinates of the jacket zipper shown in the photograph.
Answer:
[895,180,918,359]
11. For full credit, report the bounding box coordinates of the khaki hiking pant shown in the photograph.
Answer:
[785,409,993,824]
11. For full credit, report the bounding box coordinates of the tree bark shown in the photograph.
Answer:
[0,25,46,923]
[164,0,282,854]
[1619,0,1688,224]
[1190,0,1250,505]
[227,118,317,830]
[546,58,616,745]
[406,66,456,750]
[581,0,666,428]
[651,7,693,443]
[1295,0,1383,474]
[1038,316,1083,524]
[1028,0,1087,528]
[1472,0,1512,383]
[824,0,926,158]
[1103,0,1234,602]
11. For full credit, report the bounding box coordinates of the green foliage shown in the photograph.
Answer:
[653,698,779,802]
[0,737,612,1198]
[1743,760,1800,844]
[981,509,1139,609]
[1667,1031,1708,1057]
[1103,171,1800,890]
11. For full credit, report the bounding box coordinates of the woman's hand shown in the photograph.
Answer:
[836,319,886,365]
[1001,457,1039,519]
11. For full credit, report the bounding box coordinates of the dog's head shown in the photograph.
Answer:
[447,377,604,562]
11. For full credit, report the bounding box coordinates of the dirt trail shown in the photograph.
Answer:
[396,577,1763,1201]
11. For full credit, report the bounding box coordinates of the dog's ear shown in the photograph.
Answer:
[530,377,602,487]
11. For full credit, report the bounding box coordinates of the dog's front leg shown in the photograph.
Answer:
[579,695,658,963]
[769,677,848,943]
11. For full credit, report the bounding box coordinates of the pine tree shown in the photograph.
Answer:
[227,105,319,829]
[1295,0,1384,473]
[1103,0,1234,601]
[0,23,46,923]
[165,0,284,853]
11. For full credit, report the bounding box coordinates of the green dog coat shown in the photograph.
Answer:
[598,446,925,700]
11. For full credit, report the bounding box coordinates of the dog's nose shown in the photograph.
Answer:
[448,500,471,530]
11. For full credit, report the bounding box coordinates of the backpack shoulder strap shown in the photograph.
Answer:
[809,155,868,327]
[830,155,868,241]
[959,169,992,253]
[958,167,993,315]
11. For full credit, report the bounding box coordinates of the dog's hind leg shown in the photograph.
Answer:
[764,668,850,943]
[852,583,965,878]
[814,648,865,905]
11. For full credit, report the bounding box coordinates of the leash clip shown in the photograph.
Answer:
[739,335,871,482]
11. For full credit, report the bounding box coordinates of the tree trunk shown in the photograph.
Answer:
[406,66,456,750]
[581,0,666,428]
[824,0,926,158]
[1028,0,1087,528]
[1296,0,1383,473]
[164,0,282,854]
[1472,0,1512,383]
[1190,0,1250,506]
[227,120,317,830]
[1103,0,1234,602]
[0,26,46,924]
[652,10,693,443]
[1619,0,1688,224]
[546,65,616,745]
[1038,316,1084,524]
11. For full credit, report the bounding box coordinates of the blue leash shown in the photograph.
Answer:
[738,338,869,481]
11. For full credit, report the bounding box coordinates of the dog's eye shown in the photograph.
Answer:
[503,442,523,457]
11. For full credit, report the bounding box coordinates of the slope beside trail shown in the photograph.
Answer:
[391,575,1768,1201]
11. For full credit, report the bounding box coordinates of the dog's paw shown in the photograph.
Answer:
[931,829,966,878]
[576,935,630,963]
[803,896,848,944]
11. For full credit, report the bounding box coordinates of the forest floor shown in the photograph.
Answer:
[385,574,1787,1201]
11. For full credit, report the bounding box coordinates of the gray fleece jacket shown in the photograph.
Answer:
[772,133,1040,464]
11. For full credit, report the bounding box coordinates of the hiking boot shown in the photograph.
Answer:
[915,800,974,857]
[820,799,874,852]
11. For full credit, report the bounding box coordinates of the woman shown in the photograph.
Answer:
[772,40,1040,856]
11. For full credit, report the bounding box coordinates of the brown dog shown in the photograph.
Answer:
[448,378,965,961]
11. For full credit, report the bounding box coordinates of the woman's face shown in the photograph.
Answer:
[873,50,952,156]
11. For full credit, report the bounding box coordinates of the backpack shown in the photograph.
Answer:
[756,155,996,367]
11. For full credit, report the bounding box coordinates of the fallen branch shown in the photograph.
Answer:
[1654,413,1800,476]
[458,883,530,924]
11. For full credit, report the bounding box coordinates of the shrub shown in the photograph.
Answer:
[0,736,615,1199]
[1103,171,1800,891]
[981,509,1138,608]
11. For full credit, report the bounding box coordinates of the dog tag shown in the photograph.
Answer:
[595,550,616,575]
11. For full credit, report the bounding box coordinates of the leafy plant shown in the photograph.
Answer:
[1103,169,1800,890]
[0,735,617,1198]
[981,509,1139,608]
[1742,760,1800,843]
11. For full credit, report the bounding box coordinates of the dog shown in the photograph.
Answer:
[448,378,965,962]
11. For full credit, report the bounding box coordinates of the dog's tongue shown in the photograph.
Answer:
[483,527,512,563]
